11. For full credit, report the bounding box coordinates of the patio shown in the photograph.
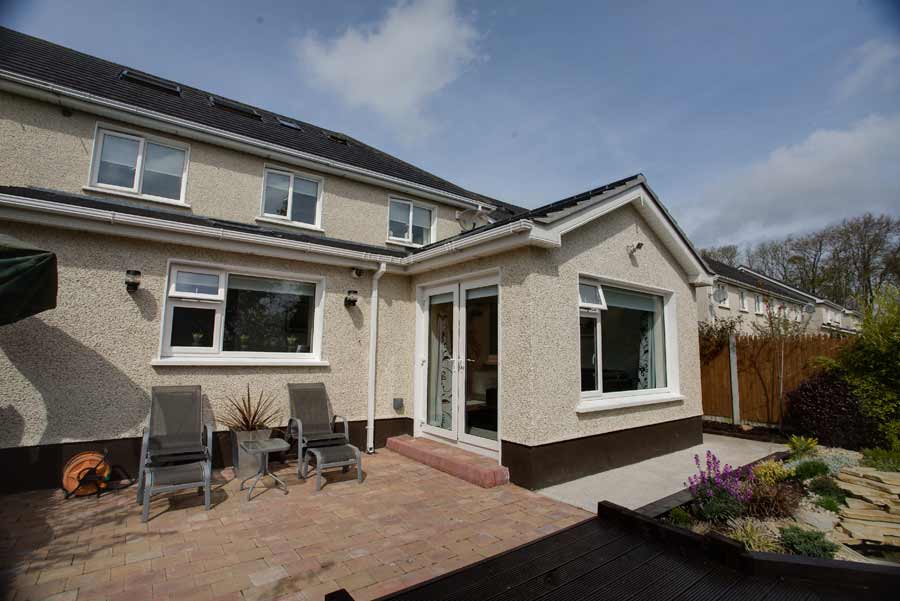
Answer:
[0,449,589,601]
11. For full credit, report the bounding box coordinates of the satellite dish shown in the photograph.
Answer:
[712,287,728,303]
[803,303,816,314]
[456,208,492,232]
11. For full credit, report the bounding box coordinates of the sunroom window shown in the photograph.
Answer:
[161,264,322,361]
[388,199,433,245]
[91,128,188,202]
[261,168,321,227]
[579,280,667,395]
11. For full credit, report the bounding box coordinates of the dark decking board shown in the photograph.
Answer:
[337,503,900,601]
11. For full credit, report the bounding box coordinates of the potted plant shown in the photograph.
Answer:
[239,333,250,351]
[221,384,281,478]
[191,332,204,346]
[286,335,298,352]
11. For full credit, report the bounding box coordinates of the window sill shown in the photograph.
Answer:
[255,216,324,233]
[576,392,684,414]
[83,186,190,208]
[385,239,426,249]
[739,308,748,313]
[717,305,730,310]
[152,357,329,367]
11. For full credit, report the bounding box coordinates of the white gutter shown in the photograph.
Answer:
[366,262,387,453]
[0,71,491,212]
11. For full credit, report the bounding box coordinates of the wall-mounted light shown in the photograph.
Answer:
[627,241,644,255]
[344,289,359,307]
[125,270,142,293]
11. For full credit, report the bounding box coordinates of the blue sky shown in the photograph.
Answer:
[2,0,899,247]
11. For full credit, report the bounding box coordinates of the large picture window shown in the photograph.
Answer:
[160,263,323,363]
[90,127,188,203]
[579,278,669,398]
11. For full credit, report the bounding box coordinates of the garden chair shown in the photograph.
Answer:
[136,385,213,522]
[287,383,350,477]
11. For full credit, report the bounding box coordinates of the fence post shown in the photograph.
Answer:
[729,334,741,425]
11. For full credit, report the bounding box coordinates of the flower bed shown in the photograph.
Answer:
[660,436,898,564]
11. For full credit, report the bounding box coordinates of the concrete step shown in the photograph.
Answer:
[386,435,509,488]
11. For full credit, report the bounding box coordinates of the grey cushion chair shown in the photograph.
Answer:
[136,385,213,522]
[287,383,349,476]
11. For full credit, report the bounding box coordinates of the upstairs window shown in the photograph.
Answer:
[388,198,433,246]
[755,295,764,314]
[260,168,322,228]
[739,290,748,312]
[716,284,729,308]
[90,127,188,203]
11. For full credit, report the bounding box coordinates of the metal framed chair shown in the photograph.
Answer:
[286,383,349,478]
[136,385,213,522]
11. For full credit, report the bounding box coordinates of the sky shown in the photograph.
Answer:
[2,0,899,247]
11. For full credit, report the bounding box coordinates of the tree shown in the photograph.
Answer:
[700,244,740,266]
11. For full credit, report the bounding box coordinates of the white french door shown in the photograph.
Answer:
[416,277,499,452]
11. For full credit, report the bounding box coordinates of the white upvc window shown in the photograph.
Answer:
[158,261,325,365]
[388,198,435,246]
[259,167,323,229]
[716,284,729,308]
[739,290,748,312]
[577,276,679,412]
[755,295,764,315]
[89,126,189,204]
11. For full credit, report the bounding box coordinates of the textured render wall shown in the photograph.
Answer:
[373,273,416,421]
[0,91,462,246]
[412,205,704,447]
[0,222,380,450]
[697,285,816,335]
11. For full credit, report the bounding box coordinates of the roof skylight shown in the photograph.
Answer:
[119,69,181,95]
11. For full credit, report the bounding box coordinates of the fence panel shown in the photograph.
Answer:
[700,344,733,418]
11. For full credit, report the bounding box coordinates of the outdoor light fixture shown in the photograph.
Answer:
[125,270,142,293]
[344,290,359,306]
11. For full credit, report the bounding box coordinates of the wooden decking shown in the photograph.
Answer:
[328,502,900,601]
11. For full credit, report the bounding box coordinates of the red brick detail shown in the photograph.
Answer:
[386,435,509,488]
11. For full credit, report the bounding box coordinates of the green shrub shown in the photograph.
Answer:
[787,435,818,460]
[815,496,842,513]
[861,448,900,472]
[752,460,794,487]
[807,475,847,504]
[693,490,744,523]
[793,460,830,481]
[727,518,781,552]
[667,506,694,528]
[747,481,801,519]
[837,289,900,449]
[779,526,839,559]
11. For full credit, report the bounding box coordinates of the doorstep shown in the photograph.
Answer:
[386,435,509,488]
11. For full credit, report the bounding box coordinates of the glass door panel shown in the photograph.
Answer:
[425,288,457,436]
[460,284,499,447]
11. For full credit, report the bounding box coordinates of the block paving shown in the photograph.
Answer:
[1,449,589,601]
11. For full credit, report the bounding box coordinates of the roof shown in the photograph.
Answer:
[704,257,811,304]
[0,27,524,217]
[354,502,897,601]
[0,186,409,258]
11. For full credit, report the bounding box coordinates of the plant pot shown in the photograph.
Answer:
[230,429,272,478]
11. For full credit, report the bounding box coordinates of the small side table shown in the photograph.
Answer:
[239,438,290,500]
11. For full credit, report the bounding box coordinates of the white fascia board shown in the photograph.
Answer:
[0,72,489,212]
[537,185,714,286]
[713,275,804,306]
[0,193,398,269]
[735,266,820,303]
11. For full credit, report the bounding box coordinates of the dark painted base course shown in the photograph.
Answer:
[500,415,703,490]
[0,417,413,494]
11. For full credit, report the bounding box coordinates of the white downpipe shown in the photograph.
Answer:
[366,262,387,453]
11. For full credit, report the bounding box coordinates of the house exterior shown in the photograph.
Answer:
[698,258,860,335]
[0,27,714,492]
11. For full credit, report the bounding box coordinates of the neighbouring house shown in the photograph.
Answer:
[698,258,860,335]
[0,27,714,492]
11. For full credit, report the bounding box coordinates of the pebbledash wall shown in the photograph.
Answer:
[0,221,417,491]
[412,205,704,488]
[0,90,464,246]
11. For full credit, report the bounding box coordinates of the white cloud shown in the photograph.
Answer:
[295,0,480,140]
[681,114,900,247]
[835,39,900,101]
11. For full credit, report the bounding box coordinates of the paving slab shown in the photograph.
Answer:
[538,433,785,511]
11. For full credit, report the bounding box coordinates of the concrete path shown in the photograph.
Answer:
[538,433,785,512]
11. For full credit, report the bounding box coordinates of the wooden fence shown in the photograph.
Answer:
[701,334,848,426]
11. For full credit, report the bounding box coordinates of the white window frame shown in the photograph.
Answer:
[739,290,748,312]
[386,197,437,247]
[576,274,682,413]
[716,284,730,309]
[257,166,325,232]
[154,260,327,366]
[755,295,764,315]
[86,123,190,206]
